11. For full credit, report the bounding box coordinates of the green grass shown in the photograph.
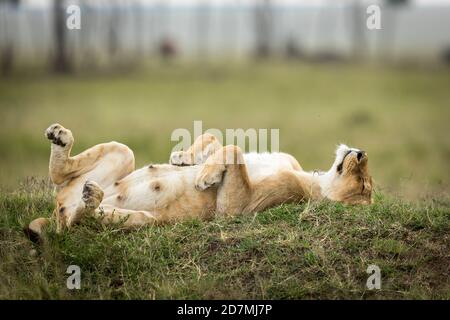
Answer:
[0,180,448,299]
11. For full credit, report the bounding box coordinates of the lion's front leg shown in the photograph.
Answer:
[170,133,222,166]
[195,145,252,215]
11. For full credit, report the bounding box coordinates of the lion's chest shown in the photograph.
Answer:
[244,153,294,182]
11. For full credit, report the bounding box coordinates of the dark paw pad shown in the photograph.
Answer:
[52,137,67,147]
[23,227,41,244]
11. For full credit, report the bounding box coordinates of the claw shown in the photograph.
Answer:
[46,132,55,140]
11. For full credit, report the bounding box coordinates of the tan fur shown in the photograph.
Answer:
[324,153,373,205]
[26,125,373,240]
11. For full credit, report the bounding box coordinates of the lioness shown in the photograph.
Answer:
[26,124,373,239]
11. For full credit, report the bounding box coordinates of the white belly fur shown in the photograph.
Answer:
[101,153,296,211]
[243,152,296,182]
[102,165,199,210]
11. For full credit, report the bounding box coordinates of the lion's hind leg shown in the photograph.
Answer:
[45,123,135,186]
[25,124,135,242]
[23,217,50,244]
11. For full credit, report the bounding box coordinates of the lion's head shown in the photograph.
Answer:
[320,144,373,205]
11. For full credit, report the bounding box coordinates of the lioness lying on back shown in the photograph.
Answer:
[26,124,373,240]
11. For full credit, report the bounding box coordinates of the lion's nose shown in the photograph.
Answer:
[357,151,365,161]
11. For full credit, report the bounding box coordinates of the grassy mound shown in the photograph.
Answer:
[0,179,448,299]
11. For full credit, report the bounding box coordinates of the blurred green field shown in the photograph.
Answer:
[0,62,449,198]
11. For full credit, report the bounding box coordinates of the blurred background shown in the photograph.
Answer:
[0,0,449,199]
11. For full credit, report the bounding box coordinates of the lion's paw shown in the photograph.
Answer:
[82,180,104,210]
[170,151,194,166]
[195,165,225,191]
[45,123,73,148]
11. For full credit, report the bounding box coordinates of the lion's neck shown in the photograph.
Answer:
[315,170,337,200]
[293,169,338,201]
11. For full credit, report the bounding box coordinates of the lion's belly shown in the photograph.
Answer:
[244,152,296,183]
[99,154,295,213]
[101,165,215,215]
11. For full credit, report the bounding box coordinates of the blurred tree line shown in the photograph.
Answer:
[3,0,449,76]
